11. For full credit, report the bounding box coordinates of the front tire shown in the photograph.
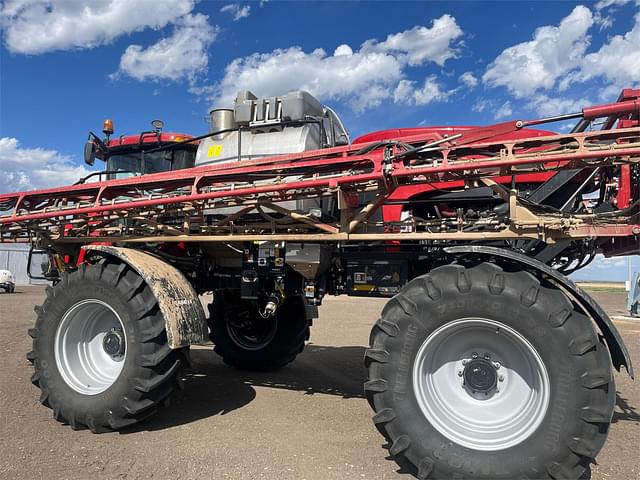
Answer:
[28,261,187,432]
[366,262,615,479]
[208,290,310,370]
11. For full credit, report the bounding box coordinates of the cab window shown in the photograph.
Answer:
[106,148,196,178]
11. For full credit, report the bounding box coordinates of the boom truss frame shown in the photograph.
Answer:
[1,94,639,247]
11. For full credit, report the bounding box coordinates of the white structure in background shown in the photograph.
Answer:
[0,243,47,285]
[629,272,640,317]
[0,269,15,292]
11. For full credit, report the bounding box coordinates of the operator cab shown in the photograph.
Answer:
[84,119,198,179]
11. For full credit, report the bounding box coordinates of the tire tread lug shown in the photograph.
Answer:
[456,268,471,293]
[375,319,399,338]
[569,335,597,355]
[389,435,411,456]
[520,285,539,307]
[364,379,387,393]
[423,277,441,301]
[417,457,434,479]
[488,270,505,295]
[569,436,598,457]
[581,369,610,388]
[372,408,395,425]
[364,348,389,364]
[580,405,612,423]
[549,307,571,327]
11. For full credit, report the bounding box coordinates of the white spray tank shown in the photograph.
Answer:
[196,90,350,218]
[195,90,349,166]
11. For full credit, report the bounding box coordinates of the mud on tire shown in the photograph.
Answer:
[365,262,615,479]
[28,261,188,432]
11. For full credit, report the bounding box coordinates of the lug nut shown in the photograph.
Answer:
[462,359,468,365]
[458,371,463,377]
[498,375,504,382]
[484,353,491,360]
[472,352,478,359]
[494,362,501,369]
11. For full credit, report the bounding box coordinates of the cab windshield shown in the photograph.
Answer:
[106,148,196,179]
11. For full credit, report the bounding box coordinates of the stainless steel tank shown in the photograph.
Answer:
[209,109,236,140]
[196,90,326,167]
[197,90,347,220]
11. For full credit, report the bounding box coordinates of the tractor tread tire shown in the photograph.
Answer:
[209,291,309,371]
[366,262,615,480]
[29,261,187,432]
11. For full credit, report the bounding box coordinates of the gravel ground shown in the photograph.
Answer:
[0,286,638,480]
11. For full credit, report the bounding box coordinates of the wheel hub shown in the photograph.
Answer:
[225,304,278,351]
[103,329,125,358]
[463,358,497,393]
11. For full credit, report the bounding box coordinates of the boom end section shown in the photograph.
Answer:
[83,245,209,349]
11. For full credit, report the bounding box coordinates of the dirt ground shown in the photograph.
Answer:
[0,286,638,480]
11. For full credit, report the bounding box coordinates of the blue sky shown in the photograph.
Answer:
[0,0,638,281]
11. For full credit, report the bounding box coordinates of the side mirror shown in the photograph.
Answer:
[84,140,96,166]
[335,133,350,146]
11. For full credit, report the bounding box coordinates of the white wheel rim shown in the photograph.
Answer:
[412,318,550,451]
[54,299,126,395]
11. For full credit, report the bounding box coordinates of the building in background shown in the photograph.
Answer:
[0,243,46,285]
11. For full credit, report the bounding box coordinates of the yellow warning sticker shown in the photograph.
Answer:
[353,284,375,292]
[207,145,223,157]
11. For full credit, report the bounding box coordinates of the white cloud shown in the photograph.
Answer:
[361,14,463,66]
[212,46,404,112]
[333,44,353,56]
[393,76,452,106]
[472,99,490,113]
[115,13,217,82]
[0,0,194,54]
[592,0,639,30]
[459,71,478,88]
[0,138,93,193]
[483,4,640,111]
[204,15,463,112]
[591,0,638,31]
[482,6,593,98]
[494,101,513,119]
[579,12,640,88]
[220,3,251,21]
[527,94,590,117]
[594,13,614,29]
[594,0,635,10]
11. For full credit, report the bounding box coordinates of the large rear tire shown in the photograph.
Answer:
[208,290,309,370]
[365,262,615,479]
[28,261,188,432]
